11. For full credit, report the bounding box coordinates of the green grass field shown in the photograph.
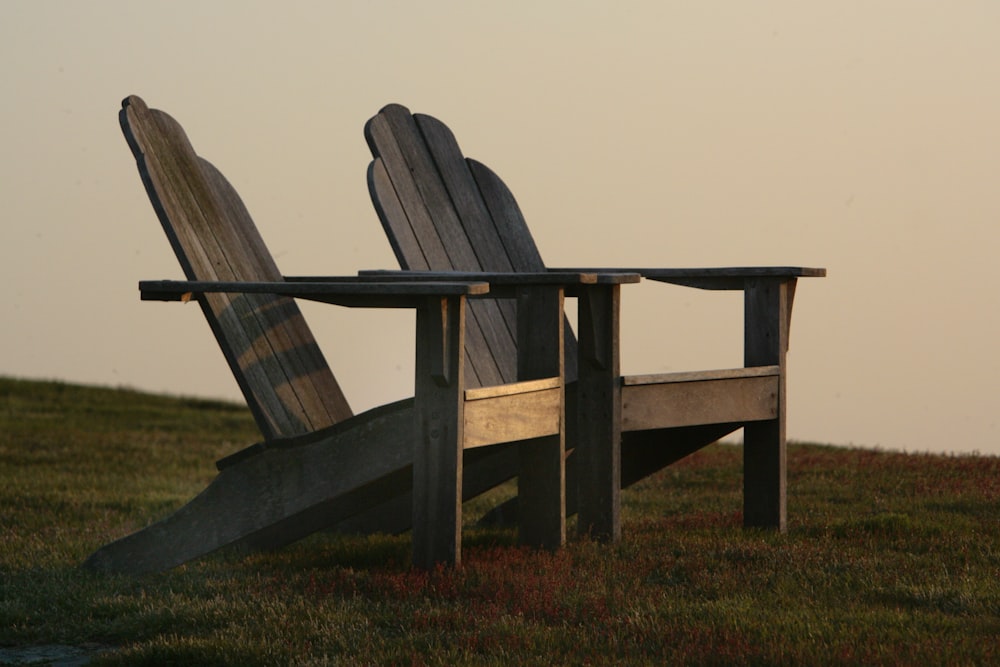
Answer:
[1,376,997,665]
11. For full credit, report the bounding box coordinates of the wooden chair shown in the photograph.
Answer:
[85,96,624,572]
[365,103,825,541]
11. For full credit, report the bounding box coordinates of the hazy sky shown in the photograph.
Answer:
[3,2,998,455]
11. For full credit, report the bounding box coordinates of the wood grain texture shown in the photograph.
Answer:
[575,284,622,542]
[365,104,824,541]
[366,107,515,389]
[366,104,583,387]
[412,296,466,568]
[464,376,561,400]
[466,158,581,381]
[554,267,826,291]
[121,96,351,438]
[84,397,415,574]
[515,286,566,550]
[624,365,781,386]
[108,97,522,573]
[743,279,791,531]
[463,385,561,449]
[139,279,490,306]
[622,374,779,431]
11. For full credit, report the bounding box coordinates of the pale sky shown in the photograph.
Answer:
[3,1,998,455]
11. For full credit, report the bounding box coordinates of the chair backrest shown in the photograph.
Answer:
[365,103,578,387]
[122,95,352,439]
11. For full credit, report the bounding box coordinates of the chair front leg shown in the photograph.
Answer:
[743,278,794,531]
[516,285,566,551]
[412,295,466,568]
[575,283,622,542]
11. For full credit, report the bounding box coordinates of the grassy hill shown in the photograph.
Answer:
[1,377,997,665]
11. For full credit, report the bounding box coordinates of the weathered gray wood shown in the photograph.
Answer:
[413,112,523,343]
[575,284,622,542]
[200,159,356,434]
[555,267,826,291]
[364,112,456,271]
[415,114,525,363]
[122,96,351,438]
[515,286,566,550]
[412,295,466,568]
[622,372,779,431]
[369,158,505,389]
[86,387,543,573]
[467,159,548,272]
[743,279,791,531]
[84,397,415,574]
[416,115,526,271]
[139,279,490,306]
[465,158,582,381]
[367,106,592,388]
[361,270,602,285]
[103,96,576,574]
[364,104,825,540]
[367,159,431,271]
[366,108,516,389]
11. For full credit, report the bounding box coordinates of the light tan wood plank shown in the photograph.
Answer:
[464,376,561,401]
[624,365,780,386]
[621,375,779,431]
[463,386,562,449]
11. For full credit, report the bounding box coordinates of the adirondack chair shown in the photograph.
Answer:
[365,103,825,540]
[85,96,625,572]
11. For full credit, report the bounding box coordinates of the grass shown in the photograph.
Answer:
[1,376,998,665]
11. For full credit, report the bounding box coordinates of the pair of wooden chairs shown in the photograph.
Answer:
[84,97,823,573]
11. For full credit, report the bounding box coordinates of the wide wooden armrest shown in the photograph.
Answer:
[355,269,640,297]
[139,278,489,308]
[548,267,825,290]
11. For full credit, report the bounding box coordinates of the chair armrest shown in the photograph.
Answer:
[548,267,826,290]
[138,278,490,308]
[355,269,641,297]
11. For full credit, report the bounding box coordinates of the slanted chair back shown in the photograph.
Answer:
[366,104,578,388]
[122,96,352,439]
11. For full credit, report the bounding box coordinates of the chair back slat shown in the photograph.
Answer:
[366,105,515,388]
[366,104,578,384]
[122,96,352,438]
